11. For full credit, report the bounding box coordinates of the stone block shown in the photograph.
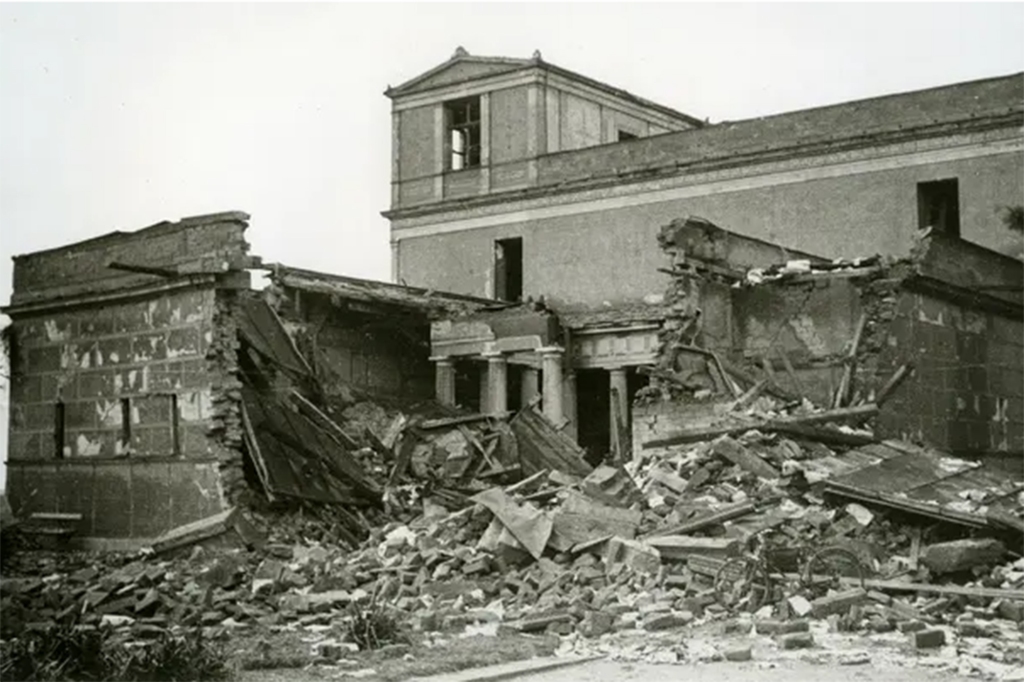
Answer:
[921,539,1005,574]
[810,588,867,618]
[578,611,614,638]
[645,535,739,561]
[643,611,693,631]
[912,629,946,649]
[755,619,809,635]
[898,620,927,633]
[605,537,661,574]
[778,632,814,649]
[723,645,752,662]
[996,600,1024,623]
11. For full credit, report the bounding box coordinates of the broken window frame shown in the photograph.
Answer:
[917,178,961,238]
[445,97,482,171]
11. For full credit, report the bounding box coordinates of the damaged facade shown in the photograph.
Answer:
[385,49,1024,460]
[2,212,258,546]
[638,216,1024,458]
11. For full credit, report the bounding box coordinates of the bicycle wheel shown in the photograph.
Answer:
[803,546,865,594]
[714,558,771,611]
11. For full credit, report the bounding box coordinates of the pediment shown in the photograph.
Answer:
[388,57,532,98]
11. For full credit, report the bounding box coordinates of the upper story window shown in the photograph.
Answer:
[918,178,960,237]
[445,97,481,171]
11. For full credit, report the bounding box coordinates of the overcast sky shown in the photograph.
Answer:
[0,2,1022,486]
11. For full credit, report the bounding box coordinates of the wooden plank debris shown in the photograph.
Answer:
[644,404,879,449]
[642,500,758,538]
[713,436,780,479]
[510,407,593,478]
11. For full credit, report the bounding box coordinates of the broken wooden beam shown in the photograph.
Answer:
[834,312,868,408]
[420,413,511,430]
[875,363,915,407]
[728,378,769,412]
[642,500,757,539]
[644,404,879,449]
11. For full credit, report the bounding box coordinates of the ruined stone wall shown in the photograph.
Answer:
[4,214,252,543]
[278,290,434,403]
[5,287,238,540]
[875,290,1024,454]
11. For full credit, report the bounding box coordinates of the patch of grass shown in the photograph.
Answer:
[345,596,408,652]
[0,620,232,682]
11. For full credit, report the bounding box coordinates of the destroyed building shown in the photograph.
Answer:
[384,49,1023,457]
[2,51,1022,550]
[2,213,259,547]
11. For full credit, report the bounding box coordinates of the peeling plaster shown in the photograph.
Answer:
[61,344,77,370]
[44,319,69,342]
[96,400,123,427]
[788,314,829,357]
[76,434,102,457]
[993,397,1009,423]
[917,308,944,326]
[194,477,217,500]
[178,389,211,422]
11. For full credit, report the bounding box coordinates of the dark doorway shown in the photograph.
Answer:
[576,368,610,465]
[494,238,523,302]
[454,361,482,412]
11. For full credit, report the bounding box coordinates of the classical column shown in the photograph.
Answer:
[484,352,508,415]
[609,367,629,459]
[563,370,578,440]
[539,346,564,424]
[521,367,540,407]
[431,356,456,407]
[478,362,490,414]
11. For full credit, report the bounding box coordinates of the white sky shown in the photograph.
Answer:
[1,1,1022,488]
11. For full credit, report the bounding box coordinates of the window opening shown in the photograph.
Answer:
[917,179,960,237]
[54,401,65,458]
[120,398,132,455]
[445,97,482,170]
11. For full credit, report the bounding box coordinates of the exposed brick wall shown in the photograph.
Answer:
[876,291,1024,454]
[4,214,251,541]
[8,288,216,459]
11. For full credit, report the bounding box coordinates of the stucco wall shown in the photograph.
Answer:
[399,105,436,181]
[396,150,1024,309]
[490,86,530,165]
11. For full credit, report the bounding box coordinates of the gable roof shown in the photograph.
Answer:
[386,50,704,127]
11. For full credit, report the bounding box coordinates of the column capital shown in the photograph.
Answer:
[537,345,564,356]
[482,350,507,361]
